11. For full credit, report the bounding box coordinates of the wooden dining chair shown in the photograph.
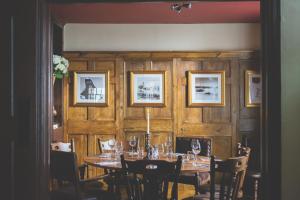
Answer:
[191,155,249,200]
[67,139,109,192]
[236,143,251,199]
[199,143,251,197]
[175,137,212,194]
[50,151,117,200]
[121,154,183,200]
[96,138,120,195]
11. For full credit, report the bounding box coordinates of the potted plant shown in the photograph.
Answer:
[53,54,69,84]
[52,55,69,120]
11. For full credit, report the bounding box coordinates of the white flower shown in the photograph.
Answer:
[57,63,65,71]
[63,68,68,74]
[53,54,69,77]
[53,55,61,65]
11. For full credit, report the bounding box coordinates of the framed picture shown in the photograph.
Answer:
[130,71,166,107]
[188,70,225,107]
[245,70,261,107]
[73,71,109,106]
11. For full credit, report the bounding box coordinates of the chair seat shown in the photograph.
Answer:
[179,172,210,185]
[80,179,104,192]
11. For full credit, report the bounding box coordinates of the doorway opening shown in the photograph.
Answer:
[46,2,274,200]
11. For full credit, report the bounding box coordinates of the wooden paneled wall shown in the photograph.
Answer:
[63,51,260,175]
[239,60,260,170]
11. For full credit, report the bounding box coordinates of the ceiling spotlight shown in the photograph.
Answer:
[182,2,192,9]
[171,2,192,14]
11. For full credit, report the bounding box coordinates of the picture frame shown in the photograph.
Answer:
[130,71,166,107]
[73,71,109,106]
[188,70,225,107]
[245,70,261,107]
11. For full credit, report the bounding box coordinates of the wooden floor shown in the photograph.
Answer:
[117,184,253,200]
[113,183,197,200]
[178,184,197,199]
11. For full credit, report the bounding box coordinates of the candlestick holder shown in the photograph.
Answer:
[145,107,151,159]
[145,131,151,159]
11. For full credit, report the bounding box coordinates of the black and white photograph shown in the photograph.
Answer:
[245,70,261,107]
[188,71,225,106]
[130,71,166,106]
[73,71,109,106]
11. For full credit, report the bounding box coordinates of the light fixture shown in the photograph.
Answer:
[171,2,192,14]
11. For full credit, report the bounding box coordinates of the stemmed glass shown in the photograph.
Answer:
[115,141,123,153]
[108,139,116,149]
[152,145,159,159]
[128,136,137,157]
[191,139,201,166]
[115,141,123,160]
[137,144,144,159]
[108,139,116,158]
[158,144,164,158]
[164,135,173,157]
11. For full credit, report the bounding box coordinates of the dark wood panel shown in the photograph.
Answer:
[240,118,259,132]
[238,59,260,169]
[239,60,260,118]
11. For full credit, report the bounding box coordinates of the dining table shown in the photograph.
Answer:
[84,152,210,173]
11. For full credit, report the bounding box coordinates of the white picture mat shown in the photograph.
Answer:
[248,73,261,104]
[77,73,106,103]
[191,73,222,103]
[133,74,164,103]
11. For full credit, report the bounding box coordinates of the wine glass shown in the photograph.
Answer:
[137,144,144,159]
[115,141,123,154]
[108,139,116,157]
[164,135,173,156]
[158,144,164,157]
[152,145,159,159]
[128,136,137,156]
[191,139,201,166]
[108,139,116,150]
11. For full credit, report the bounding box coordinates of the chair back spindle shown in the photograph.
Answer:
[209,155,248,200]
[121,155,182,200]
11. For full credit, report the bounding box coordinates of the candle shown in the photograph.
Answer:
[147,108,150,133]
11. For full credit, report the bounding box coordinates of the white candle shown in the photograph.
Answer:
[147,109,150,133]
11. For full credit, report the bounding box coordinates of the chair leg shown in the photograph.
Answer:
[194,184,199,195]
[253,178,259,200]
[194,172,200,195]
[115,173,122,199]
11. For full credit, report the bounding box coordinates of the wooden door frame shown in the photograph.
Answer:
[260,0,281,200]
[34,0,281,200]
